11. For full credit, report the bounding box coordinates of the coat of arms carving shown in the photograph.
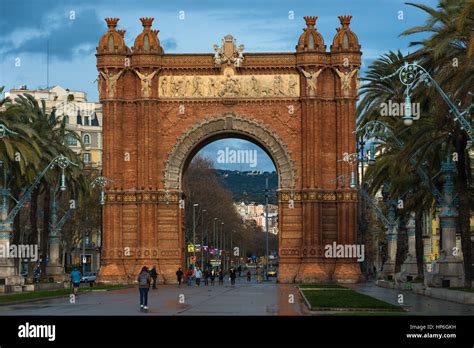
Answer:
[213,35,245,67]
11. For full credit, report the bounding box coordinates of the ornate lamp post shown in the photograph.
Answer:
[47,156,78,281]
[386,62,473,142]
[356,120,465,286]
[91,176,114,206]
[0,153,76,285]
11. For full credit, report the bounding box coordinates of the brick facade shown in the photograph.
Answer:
[97,16,362,283]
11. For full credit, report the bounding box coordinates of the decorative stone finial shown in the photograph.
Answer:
[117,29,126,38]
[140,17,154,29]
[105,18,119,30]
[338,15,352,29]
[304,16,318,28]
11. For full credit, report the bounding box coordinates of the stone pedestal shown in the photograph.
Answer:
[0,215,24,286]
[426,208,464,287]
[46,238,67,282]
[398,213,419,281]
[381,233,397,280]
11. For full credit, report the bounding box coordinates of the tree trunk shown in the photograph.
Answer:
[455,134,472,288]
[415,210,424,277]
[40,182,51,280]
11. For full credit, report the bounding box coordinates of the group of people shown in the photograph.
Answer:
[136,264,266,312]
[177,265,242,287]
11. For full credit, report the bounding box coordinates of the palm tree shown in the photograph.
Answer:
[399,0,473,287]
[10,93,87,277]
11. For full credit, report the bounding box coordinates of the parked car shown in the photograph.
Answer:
[81,272,97,283]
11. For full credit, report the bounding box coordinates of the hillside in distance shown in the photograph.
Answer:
[215,169,278,204]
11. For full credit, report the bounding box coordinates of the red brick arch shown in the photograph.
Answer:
[97,16,362,284]
[163,113,296,191]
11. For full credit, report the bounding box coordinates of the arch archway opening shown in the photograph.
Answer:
[181,136,280,283]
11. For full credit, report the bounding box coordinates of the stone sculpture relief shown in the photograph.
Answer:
[134,69,159,97]
[334,68,358,97]
[99,68,124,98]
[158,74,300,98]
[299,68,324,96]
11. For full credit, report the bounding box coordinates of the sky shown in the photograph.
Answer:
[0,0,439,171]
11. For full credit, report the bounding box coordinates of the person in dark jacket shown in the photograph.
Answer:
[218,268,224,285]
[150,265,158,289]
[137,266,151,312]
[176,267,184,287]
[229,267,237,286]
[203,268,210,286]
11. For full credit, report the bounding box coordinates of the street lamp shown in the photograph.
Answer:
[213,218,217,251]
[192,203,199,259]
[220,222,224,268]
[201,209,207,270]
[91,176,114,205]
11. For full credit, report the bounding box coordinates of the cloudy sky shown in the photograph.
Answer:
[0,0,438,171]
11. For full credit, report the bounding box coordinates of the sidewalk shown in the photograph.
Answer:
[347,282,474,315]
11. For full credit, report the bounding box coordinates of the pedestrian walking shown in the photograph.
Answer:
[204,268,210,286]
[194,266,202,286]
[256,266,263,284]
[70,268,82,295]
[137,266,151,312]
[176,267,184,287]
[246,270,251,282]
[186,267,194,286]
[150,265,158,289]
[218,268,224,285]
[229,267,237,286]
[210,268,216,286]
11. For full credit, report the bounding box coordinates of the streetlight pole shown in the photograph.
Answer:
[193,203,198,261]
[265,176,269,280]
[213,218,217,251]
[221,222,224,269]
[201,209,206,270]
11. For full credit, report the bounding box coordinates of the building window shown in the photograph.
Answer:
[84,116,90,126]
[91,112,100,126]
[83,134,91,145]
[66,134,77,146]
[63,115,69,124]
[76,110,82,125]
[83,153,91,163]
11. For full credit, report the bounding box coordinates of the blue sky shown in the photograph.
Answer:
[0,0,439,171]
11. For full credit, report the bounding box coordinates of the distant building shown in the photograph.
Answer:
[235,202,278,235]
[5,85,103,169]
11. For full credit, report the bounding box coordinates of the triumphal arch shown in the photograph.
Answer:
[96,15,362,283]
